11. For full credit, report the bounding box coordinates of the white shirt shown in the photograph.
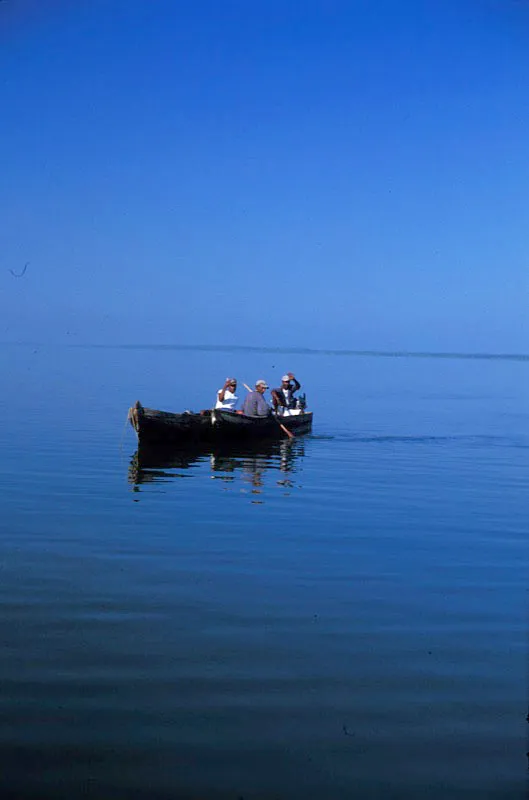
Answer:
[215,388,238,410]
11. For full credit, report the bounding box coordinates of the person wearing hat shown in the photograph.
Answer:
[271,372,301,412]
[215,377,239,410]
[241,379,271,417]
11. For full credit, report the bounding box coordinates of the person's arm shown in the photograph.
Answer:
[270,389,282,409]
[287,373,301,392]
[218,380,231,402]
[242,394,255,416]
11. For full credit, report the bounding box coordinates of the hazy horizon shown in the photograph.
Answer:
[2,340,529,362]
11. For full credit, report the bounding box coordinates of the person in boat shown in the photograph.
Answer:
[241,379,271,417]
[271,373,301,412]
[215,377,238,410]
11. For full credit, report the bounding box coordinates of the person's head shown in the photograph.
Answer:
[226,377,237,391]
[255,379,268,394]
[281,374,291,388]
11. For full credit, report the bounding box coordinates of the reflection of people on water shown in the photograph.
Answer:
[210,452,238,479]
[278,440,296,473]
[241,455,267,494]
[129,440,305,498]
[210,451,268,491]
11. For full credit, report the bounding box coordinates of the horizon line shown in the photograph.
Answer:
[1,341,528,361]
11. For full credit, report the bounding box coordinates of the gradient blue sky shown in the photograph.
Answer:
[1,0,528,351]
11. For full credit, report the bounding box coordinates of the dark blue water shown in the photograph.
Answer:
[0,344,527,799]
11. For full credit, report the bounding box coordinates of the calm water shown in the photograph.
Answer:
[0,344,527,799]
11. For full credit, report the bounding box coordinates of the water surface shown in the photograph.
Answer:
[0,344,527,799]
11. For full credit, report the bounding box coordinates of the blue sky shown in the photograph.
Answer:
[1,0,528,351]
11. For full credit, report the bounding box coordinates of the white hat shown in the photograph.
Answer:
[282,374,290,381]
[255,379,269,388]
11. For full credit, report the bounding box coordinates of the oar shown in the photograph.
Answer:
[243,383,294,440]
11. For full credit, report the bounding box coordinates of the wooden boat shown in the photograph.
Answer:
[128,401,313,447]
[213,408,313,438]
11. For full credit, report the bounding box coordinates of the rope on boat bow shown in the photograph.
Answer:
[123,401,142,444]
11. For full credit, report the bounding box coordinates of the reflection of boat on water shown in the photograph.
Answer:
[128,438,305,489]
[210,439,303,492]
[128,401,313,448]
[127,448,202,486]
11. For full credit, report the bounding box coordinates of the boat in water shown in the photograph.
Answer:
[128,401,313,447]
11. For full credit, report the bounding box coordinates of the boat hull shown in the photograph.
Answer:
[213,409,313,439]
[129,401,313,447]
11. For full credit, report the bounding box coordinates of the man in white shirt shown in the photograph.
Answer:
[215,378,239,410]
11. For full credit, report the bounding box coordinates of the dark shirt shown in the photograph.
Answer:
[272,378,301,408]
[242,391,270,417]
